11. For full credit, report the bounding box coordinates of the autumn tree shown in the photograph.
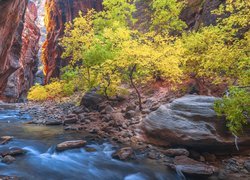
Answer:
[180,0,250,134]
[150,0,187,34]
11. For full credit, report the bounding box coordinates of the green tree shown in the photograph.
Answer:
[94,0,137,31]
[150,0,187,34]
[215,87,250,135]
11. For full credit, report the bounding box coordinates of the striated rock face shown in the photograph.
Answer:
[3,1,40,102]
[43,0,103,83]
[0,0,28,101]
[142,95,250,153]
[181,0,223,30]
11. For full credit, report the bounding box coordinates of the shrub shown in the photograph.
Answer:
[215,87,250,135]
[27,84,48,101]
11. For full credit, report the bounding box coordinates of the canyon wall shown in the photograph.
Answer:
[181,0,222,30]
[0,0,28,101]
[43,0,103,83]
[0,0,40,102]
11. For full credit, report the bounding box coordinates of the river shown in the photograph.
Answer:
[0,106,181,180]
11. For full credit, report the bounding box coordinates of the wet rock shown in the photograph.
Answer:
[0,136,13,145]
[56,140,87,151]
[172,155,218,176]
[0,175,18,180]
[0,148,26,157]
[162,148,189,157]
[143,95,250,152]
[244,160,250,172]
[84,147,97,152]
[112,147,135,161]
[80,90,105,110]
[45,120,62,126]
[1,155,15,164]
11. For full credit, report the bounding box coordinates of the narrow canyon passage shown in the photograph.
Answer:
[0,0,103,102]
[0,0,249,179]
[34,0,47,85]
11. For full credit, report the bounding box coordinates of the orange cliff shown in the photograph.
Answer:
[42,0,103,84]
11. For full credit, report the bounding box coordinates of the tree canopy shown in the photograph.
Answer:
[29,0,250,135]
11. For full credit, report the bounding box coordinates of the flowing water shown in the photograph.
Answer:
[0,107,180,180]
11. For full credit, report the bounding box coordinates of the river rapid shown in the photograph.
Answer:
[0,106,181,180]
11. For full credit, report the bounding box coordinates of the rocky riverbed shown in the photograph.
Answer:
[2,92,250,179]
[0,103,178,179]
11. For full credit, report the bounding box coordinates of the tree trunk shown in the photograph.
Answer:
[129,64,142,111]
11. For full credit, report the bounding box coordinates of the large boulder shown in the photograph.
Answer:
[80,90,105,111]
[142,95,250,152]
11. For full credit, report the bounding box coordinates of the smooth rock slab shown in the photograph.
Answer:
[56,140,86,151]
[143,95,250,152]
[172,155,218,176]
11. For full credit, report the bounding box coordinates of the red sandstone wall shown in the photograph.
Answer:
[43,0,103,83]
[0,0,28,100]
[0,0,40,102]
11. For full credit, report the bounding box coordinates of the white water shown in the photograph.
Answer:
[0,109,179,180]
